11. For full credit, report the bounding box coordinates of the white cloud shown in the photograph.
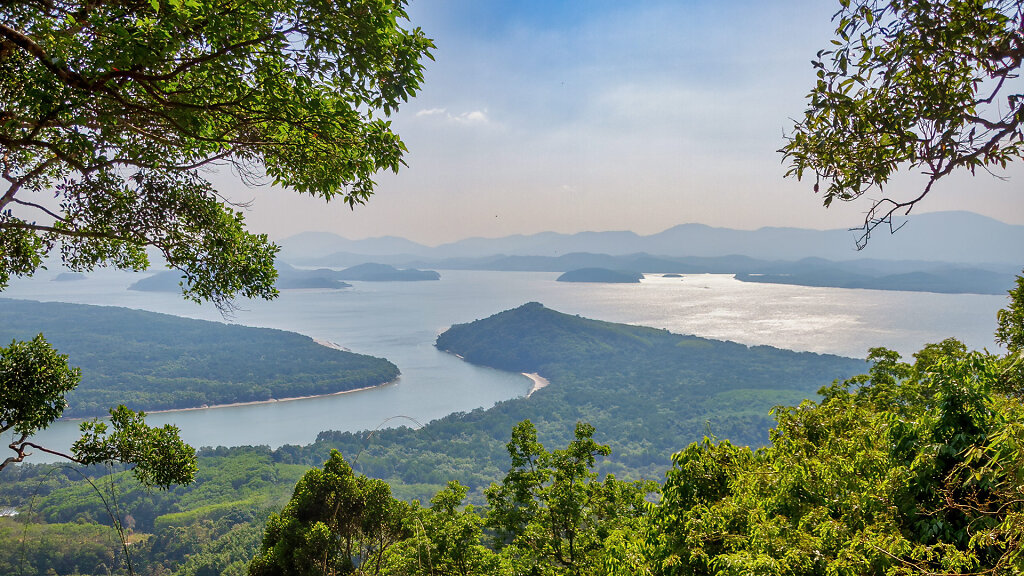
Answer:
[414,107,491,126]
[415,107,448,117]
[456,110,489,124]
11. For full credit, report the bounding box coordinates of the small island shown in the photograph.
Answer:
[556,267,643,283]
[53,272,87,282]
[129,265,354,292]
[335,263,440,281]
[276,271,352,290]
[662,273,683,278]
[127,270,185,292]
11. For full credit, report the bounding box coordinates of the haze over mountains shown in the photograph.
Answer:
[279,211,1024,267]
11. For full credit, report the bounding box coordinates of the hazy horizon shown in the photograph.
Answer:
[275,209,1019,247]
[212,0,1022,246]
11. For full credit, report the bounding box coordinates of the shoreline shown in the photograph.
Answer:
[523,372,549,398]
[61,379,399,420]
[145,380,398,414]
[313,338,353,352]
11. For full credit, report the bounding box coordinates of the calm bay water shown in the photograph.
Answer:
[4,269,1008,458]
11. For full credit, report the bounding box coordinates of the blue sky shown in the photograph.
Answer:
[231,0,1024,246]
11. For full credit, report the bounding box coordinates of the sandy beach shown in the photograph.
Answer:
[523,372,549,397]
[313,338,353,352]
[142,379,398,415]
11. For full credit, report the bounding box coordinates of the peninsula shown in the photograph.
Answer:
[0,299,399,417]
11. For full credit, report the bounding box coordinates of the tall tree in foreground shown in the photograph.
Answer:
[0,0,433,474]
[781,0,1023,246]
[485,421,655,576]
[249,450,414,576]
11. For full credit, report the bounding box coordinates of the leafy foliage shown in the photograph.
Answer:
[0,333,80,468]
[74,405,197,489]
[997,273,1024,353]
[0,0,430,492]
[629,342,1024,574]
[781,0,1024,245]
[485,420,654,576]
[249,449,414,576]
[386,481,504,576]
[0,0,433,304]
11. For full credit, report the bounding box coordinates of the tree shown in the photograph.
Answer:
[381,481,506,576]
[484,420,655,576]
[248,450,413,576]
[781,0,1023,246]
[0,1,432,473]
[0,334,79,469]
[1,0,433,304]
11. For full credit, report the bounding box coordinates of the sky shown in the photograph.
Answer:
[224,0,1024,246]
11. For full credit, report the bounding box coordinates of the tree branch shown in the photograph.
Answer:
[0,22,91,91]
[10,197,67,223]
[2,432,84,473]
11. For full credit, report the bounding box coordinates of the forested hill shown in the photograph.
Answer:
[436,301,862,399]
[0,299,399,417]
[1,303,870,573]
[309,303,866,491]
[434,302,865,459]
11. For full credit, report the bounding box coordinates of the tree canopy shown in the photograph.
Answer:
[781,0,1023,245]
[0,0,433,306]
[0,0,433,478]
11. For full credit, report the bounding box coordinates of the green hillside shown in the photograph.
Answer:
[0,303,867,574]
[310,302,865,489]
[0,299,399,416]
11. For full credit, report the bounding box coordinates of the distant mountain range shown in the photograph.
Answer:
[279,211,1024,266]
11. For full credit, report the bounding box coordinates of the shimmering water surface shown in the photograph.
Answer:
[3,269,1006,457]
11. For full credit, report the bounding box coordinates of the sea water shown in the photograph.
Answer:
[3,269,1007,457]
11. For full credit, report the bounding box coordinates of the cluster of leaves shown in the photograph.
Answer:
[0,0,433,306]
[781,0,1024,245]
[484,421,655,576]
[0,333,80,468]
[249,449,415,575]
[603,342,1024,574]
